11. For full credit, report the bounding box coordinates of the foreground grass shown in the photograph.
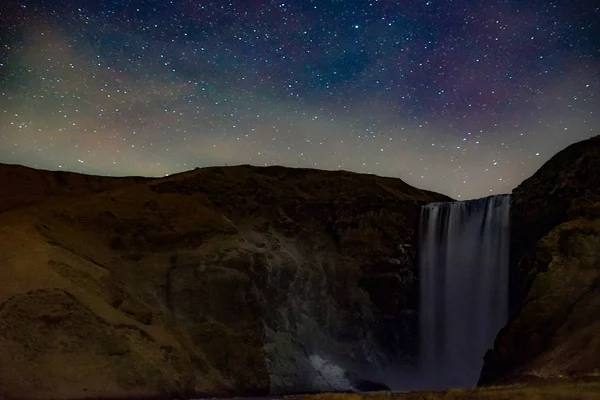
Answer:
[290,380,600,400]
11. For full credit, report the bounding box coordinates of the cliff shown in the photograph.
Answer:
[0,164,449,399]
[480,135,600,384]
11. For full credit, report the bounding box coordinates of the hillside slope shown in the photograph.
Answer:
[0,164,449,399]
[0,163,150,214]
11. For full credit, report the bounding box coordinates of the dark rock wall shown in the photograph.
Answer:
[509,135,600,297]
[480,135,600,385]
[148,165,449,392]
[0,164,449,399]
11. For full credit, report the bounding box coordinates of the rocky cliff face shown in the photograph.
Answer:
[0,164,448,399]
[480,135,600,384]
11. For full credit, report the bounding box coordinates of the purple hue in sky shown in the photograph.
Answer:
[1,0,599,198]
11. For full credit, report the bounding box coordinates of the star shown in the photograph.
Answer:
[0,0,598,198]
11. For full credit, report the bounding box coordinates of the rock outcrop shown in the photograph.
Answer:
[0,164,448,399]
[480,135,600,384]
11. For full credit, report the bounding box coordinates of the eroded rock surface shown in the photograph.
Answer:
[480,135,600,384]
[0,164,448,399]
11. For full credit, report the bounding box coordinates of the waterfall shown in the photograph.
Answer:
[418,195,510,389]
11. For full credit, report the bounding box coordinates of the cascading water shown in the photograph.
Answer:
[418,194,510,389]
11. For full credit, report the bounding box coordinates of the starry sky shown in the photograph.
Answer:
[1,0,599,199]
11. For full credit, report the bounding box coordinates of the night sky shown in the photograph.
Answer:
[1,1,599,199]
